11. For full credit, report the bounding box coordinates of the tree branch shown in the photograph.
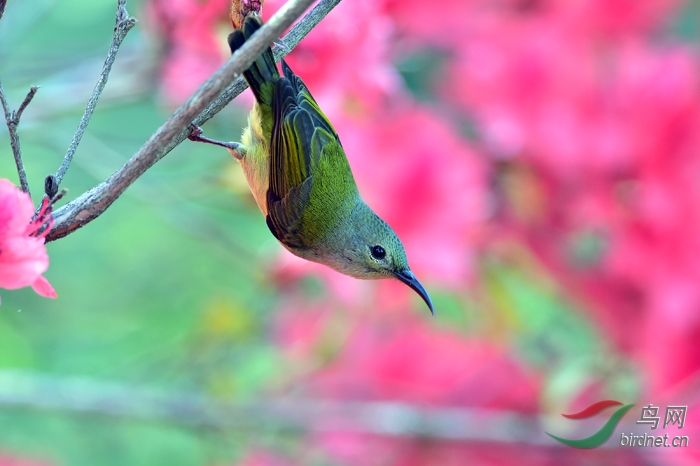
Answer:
[53,0,137,187]
[0,83,39,196]
[46,0,342,242]
[0,370,555,446]
[194,0,343,125]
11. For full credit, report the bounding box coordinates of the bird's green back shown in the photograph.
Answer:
[265,60,362,252]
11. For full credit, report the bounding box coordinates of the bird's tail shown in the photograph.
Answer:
[227,14,279,107]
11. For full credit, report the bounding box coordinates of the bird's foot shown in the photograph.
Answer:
[273,39,291,54]
[187,124,245,159]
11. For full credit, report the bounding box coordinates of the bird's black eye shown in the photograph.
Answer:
[371,245,386,260]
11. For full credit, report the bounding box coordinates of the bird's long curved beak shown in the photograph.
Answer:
[393,270,434,316]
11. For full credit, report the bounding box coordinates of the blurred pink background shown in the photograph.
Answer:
[144,0,700,463]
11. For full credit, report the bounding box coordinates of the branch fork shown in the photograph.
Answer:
[0,0,343,242]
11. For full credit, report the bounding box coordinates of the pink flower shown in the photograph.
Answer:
[338,107,486,287]
[234,451,293,466]
[306,319,540,411]
[0,179,57,299]
[382,0,477,47]
[144,0,231,105]
[262,0,401,115]
[0,453,54,466]
[443,0,700,398]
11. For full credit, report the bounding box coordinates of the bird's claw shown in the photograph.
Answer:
[187,124,204,141]
[273,39,291,55]
[187,124,245,159]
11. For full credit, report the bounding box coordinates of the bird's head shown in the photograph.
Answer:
[323,208,434,316]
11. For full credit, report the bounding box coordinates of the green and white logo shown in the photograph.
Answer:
[547,400,634,449]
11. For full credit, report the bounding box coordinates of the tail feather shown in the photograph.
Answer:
[227,14,279,106]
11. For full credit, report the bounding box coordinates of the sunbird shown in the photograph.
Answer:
[191,14,433,315]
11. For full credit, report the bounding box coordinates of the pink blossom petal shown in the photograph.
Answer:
[0,179,56,298]
[31,275,57,299]
[0,179,35,238]
[0,236,48,289]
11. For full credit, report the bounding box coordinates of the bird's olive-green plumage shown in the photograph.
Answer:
[227,14,433,314]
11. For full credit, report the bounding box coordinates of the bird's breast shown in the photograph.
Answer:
[239,111,270,216]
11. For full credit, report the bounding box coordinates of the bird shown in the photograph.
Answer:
[190,14,434,315]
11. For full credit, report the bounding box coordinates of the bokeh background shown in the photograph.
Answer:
[1,0,700,464]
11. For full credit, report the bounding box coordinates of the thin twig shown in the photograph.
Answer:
[15,86,39,120]
[47,0,342,242]
[53,0,137,187]
[0,82,39,195]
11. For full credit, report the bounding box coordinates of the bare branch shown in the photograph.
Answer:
[47,0,342,242]
[0,82,39,195]
[0,370,554,446]
[0,0,6,22]
[15,86,39,120]
[53,0,138,187]
[193,0,342,126]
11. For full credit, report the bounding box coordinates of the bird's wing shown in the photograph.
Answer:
[281,60,338,140]
[266,65,339,249]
